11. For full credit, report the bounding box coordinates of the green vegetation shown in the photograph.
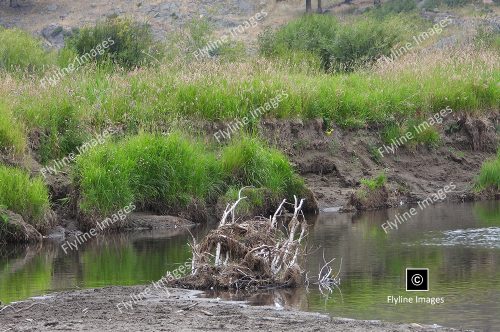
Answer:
[382,120,441,148]
[0,28,51,72]
[0,103,26,154]
[221,136,304,197]
[360,173,387,191]
[476,150,500,191]
[371,0,417,17]
[65,17,157,68]
[259,14,405,71]
[0,165,50,226]
[74,134,306,218]
[75,133,221,216]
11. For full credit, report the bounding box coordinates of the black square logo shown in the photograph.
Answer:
[406,268,429,291]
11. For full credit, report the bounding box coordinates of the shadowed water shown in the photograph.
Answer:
[0,201,499,331]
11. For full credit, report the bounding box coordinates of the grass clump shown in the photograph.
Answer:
[0,103,26,154]
[65,17,157,68]
[0,165,50,226]
[75,133,222,216]
[221,136,306,198]
[476,150,500,191]
[0,28,50,72]
[360,173,387,191]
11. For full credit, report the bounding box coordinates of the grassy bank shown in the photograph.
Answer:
[0,6,498,230]
[0,165,50,233]
[74,134,308,224]
[1,46,496,162]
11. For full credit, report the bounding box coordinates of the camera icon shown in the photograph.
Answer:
[406,268,429,291]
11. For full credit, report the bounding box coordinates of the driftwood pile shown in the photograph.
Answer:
[171,189,339,291]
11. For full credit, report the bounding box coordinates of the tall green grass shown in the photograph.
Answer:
[221,136,305,197]
[0,165,50,226]
[0,28,51,72]
[74,134,306,218]
[476,151,500,191]
[75,132,222,215]
[0,103,26,154]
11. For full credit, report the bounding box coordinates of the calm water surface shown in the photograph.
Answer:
[1,201,499,331]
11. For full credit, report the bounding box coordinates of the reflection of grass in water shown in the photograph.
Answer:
[473,202,500,227]
[0,254,52,304]
[81,235,192,287]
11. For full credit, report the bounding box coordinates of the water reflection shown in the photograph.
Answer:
[0,224,211,304]
[0,201,499,331]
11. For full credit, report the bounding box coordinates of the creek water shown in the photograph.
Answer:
[0,201,499,331]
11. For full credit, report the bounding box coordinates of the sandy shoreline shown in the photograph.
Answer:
[0,285,461,331]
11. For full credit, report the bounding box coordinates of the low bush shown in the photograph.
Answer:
[0,28,51,72]
[371,0,417,17]
[0,165,50,226]
[259,15,401,71]
[65,17,157,68]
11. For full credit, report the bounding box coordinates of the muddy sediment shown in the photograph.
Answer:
[0,286,460,331]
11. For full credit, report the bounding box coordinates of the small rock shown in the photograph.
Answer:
[47,4,57,11]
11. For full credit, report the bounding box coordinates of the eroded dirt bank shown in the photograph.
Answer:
[253,112,500,210]
[0,286,460,331]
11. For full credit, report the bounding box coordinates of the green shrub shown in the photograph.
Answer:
[0,104,26,154]
[65,17,156,68]
[0,165,50,226]
[221,136,305,197]
[259,15,400,71]
[0,28,51,72]
[258,15,338,69]
[476,151,500,191]
[75,133,223,216]
[422,0,442,9]
[187,17,214,50]
[371,0,417,17]
[325,19,400,72]
[443,0,469,7]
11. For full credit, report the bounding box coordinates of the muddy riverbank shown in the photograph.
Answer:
[0,286,459,332]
